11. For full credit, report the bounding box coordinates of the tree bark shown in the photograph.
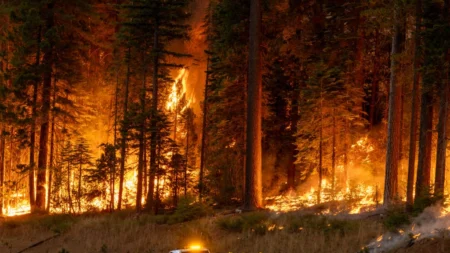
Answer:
[29,25,42,210]
[244,0,263,210]
[136,52,147,212]
[0,126,5,215]
[384,5,403,205]
[147,16,160,212]
[47,74,57,212]
[287,81,299,190]
[118,47,131,210]
[199,57,209,201]
[407,0,421,209]
[36,2,56,211]
[434,0,449,198]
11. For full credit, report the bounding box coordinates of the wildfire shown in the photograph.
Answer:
[166,68,191,112]
[265,179,378,214]
[265,136,380,214]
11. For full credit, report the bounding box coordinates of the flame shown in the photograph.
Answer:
[166,68,190,111]
[265,136,379,214]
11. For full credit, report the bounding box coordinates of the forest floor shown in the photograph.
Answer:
[0,208,449,253]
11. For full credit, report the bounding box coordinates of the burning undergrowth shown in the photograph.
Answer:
[364,205,450,252]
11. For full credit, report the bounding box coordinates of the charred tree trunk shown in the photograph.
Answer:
[78,157,82,213]
[434,0,449,198]
[416,93,433,201]
[0,126,5,215]
[29,26,42,210]
[47,75,57,212]
[407,0,422,209]
[384,5,404,205]
[67,160,73,213]
[331,109,336,194]
[147,12,160,212]
[199,57,209,201]
[118,47,131,210]
[287,82,299,191]
[318,95,323,204]
[184,116,189,197]
[136,53,147,212]
[244,0,263,211]
[36,2,56,211]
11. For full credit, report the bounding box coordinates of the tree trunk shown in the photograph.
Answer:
[67,160,73,213]
[434,0,449,198]
[199,57,209,201]
[416,94,433,201]
[287,82,299,190]
[47,75,57,212]
[331,109,336,195]
[0,126,5,215]
[136,53,147,212]
[384,5,403,205]
[118,47,131,210]
[244,0,262,211]
[29,25,42,210]
[184,116,189,197]
[147,15,159,212]
[318,97,323,204]
[78,158,82,213]
[36,2,56,211]
[407,0,421,209]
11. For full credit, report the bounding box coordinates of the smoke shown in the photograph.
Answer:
[366,205,450,253]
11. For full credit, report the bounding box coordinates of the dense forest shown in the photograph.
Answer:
[0,0,449,222]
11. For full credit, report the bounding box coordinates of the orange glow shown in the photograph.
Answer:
[265,136,380,214]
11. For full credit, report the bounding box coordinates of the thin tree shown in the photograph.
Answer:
[406,0,421,209]
[118,46,131,210]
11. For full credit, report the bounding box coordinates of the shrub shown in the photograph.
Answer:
[383,208,410,231]
[167,197,212,224]
[217,212,269,234]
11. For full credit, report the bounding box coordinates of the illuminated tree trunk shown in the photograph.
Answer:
[331,109,336,194]
[407,0,421,209]
[136,53,147,212]
[318,94,323,204]
[287,83,299,190]
[0,126,4,215]
[199,57,209,201]
[47,75,57,212]
[184,115,189,197]
[434,0,449,198]
[147,14,159,213]
[29,25,42,210]
[118,47,131,210]
[244,0,262,211]
[37,2,56,211]
[78,155,82,213]
[112,72,119,212]
[384,5,404,205]
[67,159,73,213]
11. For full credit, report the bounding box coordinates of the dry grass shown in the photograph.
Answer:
[0,211,384,253]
